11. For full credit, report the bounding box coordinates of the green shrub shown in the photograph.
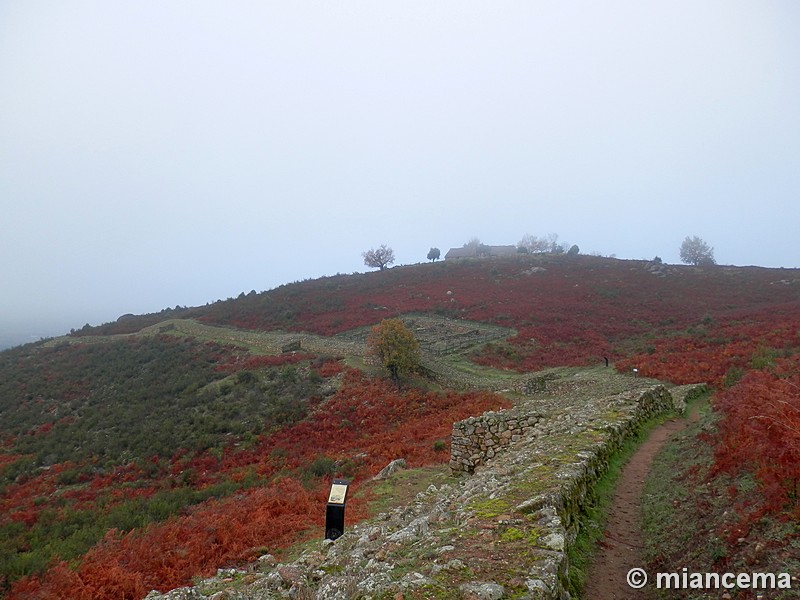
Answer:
[722,366,744,388]
[307,455,338,478]
[751,346,779,370]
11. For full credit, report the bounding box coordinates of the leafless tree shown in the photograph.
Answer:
[362,244,395,271]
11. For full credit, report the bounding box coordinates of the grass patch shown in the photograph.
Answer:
[442,353,520,379]
[364,465,453,516]
[468,497,513,519]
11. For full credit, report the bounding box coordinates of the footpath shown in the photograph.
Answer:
[583,404,699,599]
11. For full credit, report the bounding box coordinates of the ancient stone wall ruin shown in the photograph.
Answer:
[450,410,541,473]
[450,380,702,475]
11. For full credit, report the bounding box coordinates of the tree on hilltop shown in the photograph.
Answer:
[462,237,492,257]
[679,236,716,265]
[518,233,566,254]
[427,247,441,262]
[368,319,421,384]
[463,237,482,251]
[362,245,395,271]
[518,234,549,254]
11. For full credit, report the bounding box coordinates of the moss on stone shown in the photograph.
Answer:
[468,497,513,519]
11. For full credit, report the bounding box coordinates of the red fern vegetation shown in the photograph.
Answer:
[11,479,321,599]
[264,370,508,473]
[616,301,800,531]
[615,303,800,387]
[9,370,507,599]
[713,356,800,521]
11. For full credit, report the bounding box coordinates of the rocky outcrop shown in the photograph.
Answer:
[372,458,407,480]
[144,371,706,600]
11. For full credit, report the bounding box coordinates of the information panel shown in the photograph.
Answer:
[325,479,350,540]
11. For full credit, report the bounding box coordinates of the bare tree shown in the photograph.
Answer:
[362,245,395,271]
[462,237,482,253]
[519,234,549,254]
[518,233,566,254]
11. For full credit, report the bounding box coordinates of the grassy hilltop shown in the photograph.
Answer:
[1,254,799,598]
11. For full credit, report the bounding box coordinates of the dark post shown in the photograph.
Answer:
[325,479,349,540]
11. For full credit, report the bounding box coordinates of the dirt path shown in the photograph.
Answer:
[583,406,699,599]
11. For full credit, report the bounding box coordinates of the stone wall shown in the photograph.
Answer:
[450,381,704,476]
[450,409,542,473]
[520,383,704,599]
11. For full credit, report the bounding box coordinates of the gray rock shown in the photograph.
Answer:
[144,588,207,600]
[459,581,506,599]
[372,458,407,480]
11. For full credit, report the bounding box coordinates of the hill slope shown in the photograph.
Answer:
[1,255,799,598]
[76,254,800,377]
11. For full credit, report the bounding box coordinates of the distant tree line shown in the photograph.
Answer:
[362,233,716,271]
[517,233,578,255]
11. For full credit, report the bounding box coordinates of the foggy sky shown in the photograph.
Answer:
[2,1,799,348]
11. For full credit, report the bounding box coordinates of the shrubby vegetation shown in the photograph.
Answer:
[367,319,421,383]
[0,337,320,470]
[0,337,335,595]
[3,364,506,598]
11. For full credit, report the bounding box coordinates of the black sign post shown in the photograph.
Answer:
[325,479,349,541]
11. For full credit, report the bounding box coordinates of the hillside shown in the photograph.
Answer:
[1,254,799,598]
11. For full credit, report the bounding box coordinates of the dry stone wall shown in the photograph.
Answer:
[450,410,542,473]
[451,378,702,475]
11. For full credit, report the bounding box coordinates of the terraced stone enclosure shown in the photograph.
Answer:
[44,314,520,393]
[335,313,515,356]
[46,314,513,361]
[146,368,706,600]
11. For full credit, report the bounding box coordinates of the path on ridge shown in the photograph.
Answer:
[583,405,699,599]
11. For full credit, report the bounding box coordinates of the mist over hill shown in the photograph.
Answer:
[0,330,66,353]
